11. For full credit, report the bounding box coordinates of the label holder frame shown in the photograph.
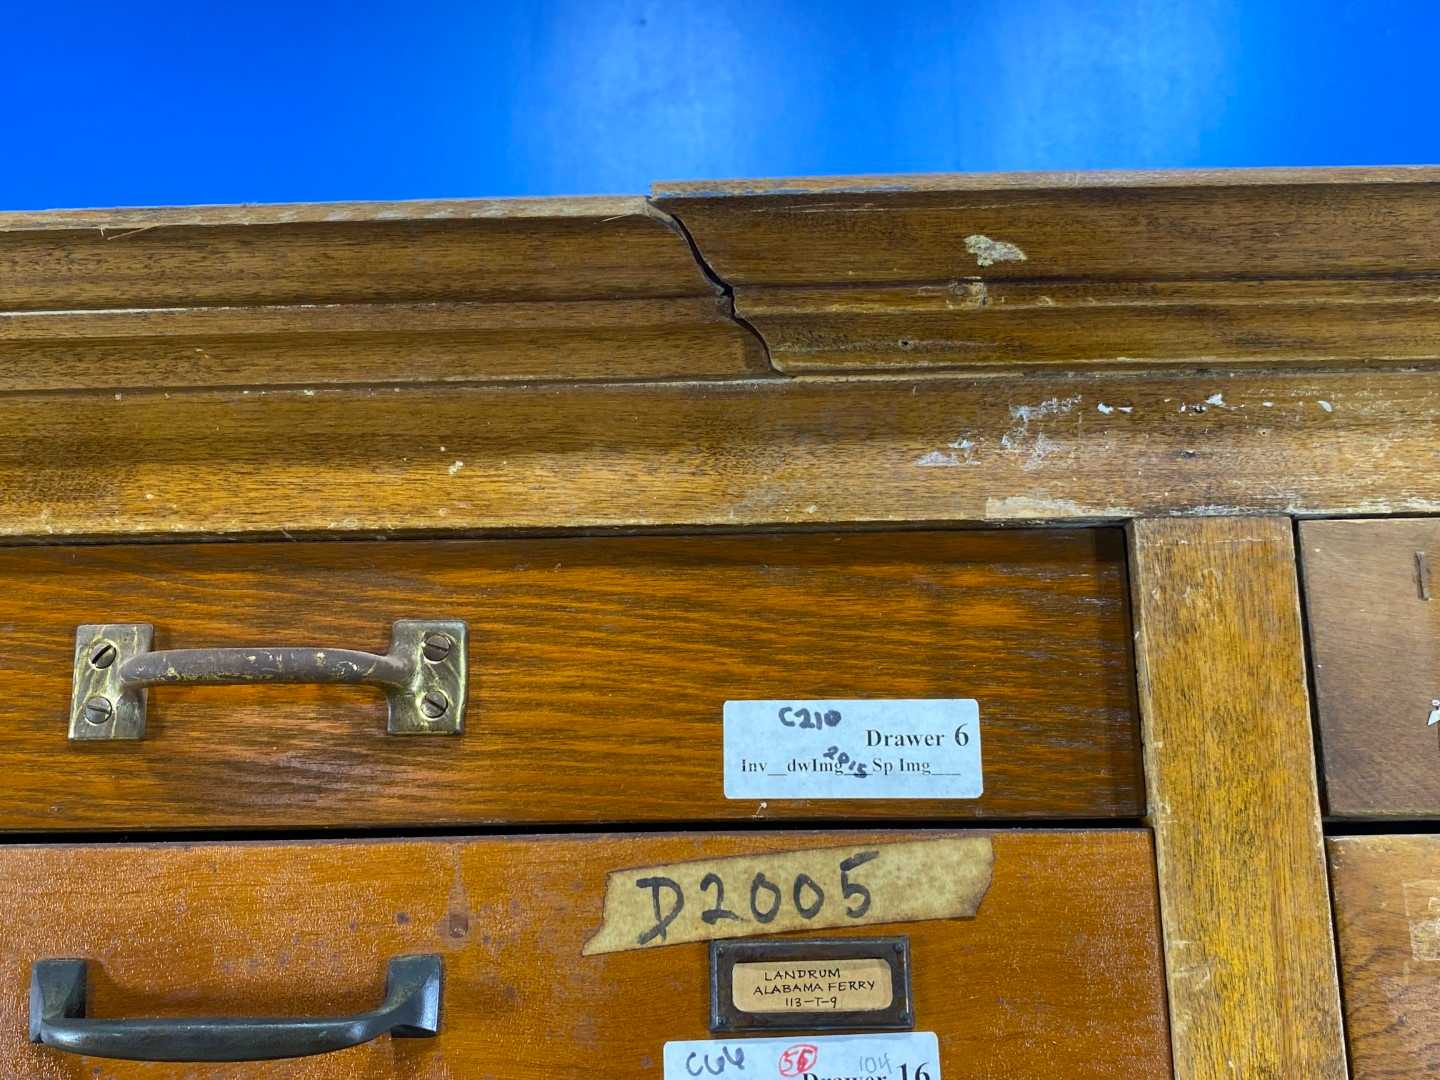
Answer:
[708,936,915,1033]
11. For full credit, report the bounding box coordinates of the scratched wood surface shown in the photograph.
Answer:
[3,368,1440,539]
[0,529,1141,830]
[0,196,765,389]
[1128,517,1346,1079]
[654,168,1440,375]
[0,829,1171,1079]
[731,278,1440,375]
[1300,519,1440,818]
[1329,834,1440,1078]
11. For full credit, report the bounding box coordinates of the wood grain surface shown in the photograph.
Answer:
[1301,519,1440,818]
[1129,517,1346,1079]
[0,829,1171,1079]
[0,529,1141,830]
[0,197,713,309]
[1329,833,1440,1079]
[0,196,765,388]
[3,368,1440,539]
[655,165,1440,197]
[655,169,1440,282]
[736,278,1440,375]
[655,169,1440,376]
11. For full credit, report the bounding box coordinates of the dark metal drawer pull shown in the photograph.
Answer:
[69,619,467,740]
[29,954,442,1062]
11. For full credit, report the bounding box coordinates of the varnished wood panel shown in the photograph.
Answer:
[655,168,1440,375]
[0,297,765,391]
[0,530,1141,830]
[1129,517,1346,1079]
[0,198,712,309]
[1329,834,1440,1079]
[741,278,1440,375]
[1301,519,1440,818]
[0,198,766,387]
[656,168,1440,283]
[0,829,1171,1079]
[2,369,1438,538]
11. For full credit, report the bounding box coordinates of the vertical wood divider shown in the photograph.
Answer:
[1128,516,1346,1078]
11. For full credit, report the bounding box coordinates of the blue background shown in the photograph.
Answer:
[4,1,1437,210]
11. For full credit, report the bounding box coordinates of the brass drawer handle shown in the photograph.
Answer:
[69,619,467,740]
[29,955,442,1062]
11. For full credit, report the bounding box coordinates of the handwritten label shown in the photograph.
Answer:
[732,958,892,1013]
[663,1032,940,1079]
[582,836,993,955]
[724,699,982,800]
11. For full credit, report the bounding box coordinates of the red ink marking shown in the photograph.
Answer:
[779,1044,818,1077]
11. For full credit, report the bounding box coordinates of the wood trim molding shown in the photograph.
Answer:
[0,197,768,389]
[3,366,1435,540]
[1128,516,1346,1079]
[655,168,1440,375]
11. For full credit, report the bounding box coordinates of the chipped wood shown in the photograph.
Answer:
[2,368,1437,538]
[656,168,1440,376]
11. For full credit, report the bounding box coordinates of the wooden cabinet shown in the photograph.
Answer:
[1301,519,1440,817]
[0,830,1171,1078]
[0,529,1140,830]
[17,167,1440,1076]
[1329,834,1440,1078]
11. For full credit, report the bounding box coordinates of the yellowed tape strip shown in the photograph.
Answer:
[583,836,993,955]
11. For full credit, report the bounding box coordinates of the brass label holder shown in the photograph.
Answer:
[709,936,914,1033]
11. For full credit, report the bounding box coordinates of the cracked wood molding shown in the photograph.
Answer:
[0,196,768,391]
[653,167,1440,375]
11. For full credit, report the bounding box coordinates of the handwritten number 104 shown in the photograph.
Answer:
[635,850,882,944]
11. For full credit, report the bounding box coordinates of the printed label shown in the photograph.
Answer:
[724,699,982,799]
[732,958,893,1013]
[663,1031,940,1079]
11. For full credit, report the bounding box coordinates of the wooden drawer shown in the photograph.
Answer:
[1300,519,1440,817]
[1329,834,1440,1078]
[3,828,1170,1078]
[0,528,1140,830]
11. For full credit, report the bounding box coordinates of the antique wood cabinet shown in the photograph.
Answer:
[5,167,1440,1077]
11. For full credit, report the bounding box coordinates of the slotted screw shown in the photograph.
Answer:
[421,633,452,662]
[420,691,449,719]
[82,696,114,725]
[89,642,117,669]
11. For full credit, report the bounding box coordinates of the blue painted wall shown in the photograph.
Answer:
[5,1,1437,209]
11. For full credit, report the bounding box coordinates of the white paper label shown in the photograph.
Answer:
[664,1032,940,1079]
[724,699,981,800]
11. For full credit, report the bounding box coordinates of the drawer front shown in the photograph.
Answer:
[3,829,1169,1078]
[1301,519,1440,817]
[1329,834,1440,1078]
[0,529,1140,829]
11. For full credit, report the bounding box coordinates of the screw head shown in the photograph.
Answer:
[419,690,449,719]
[421,632,452,663]
[82,696,114,725]
[89,642,118,669]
